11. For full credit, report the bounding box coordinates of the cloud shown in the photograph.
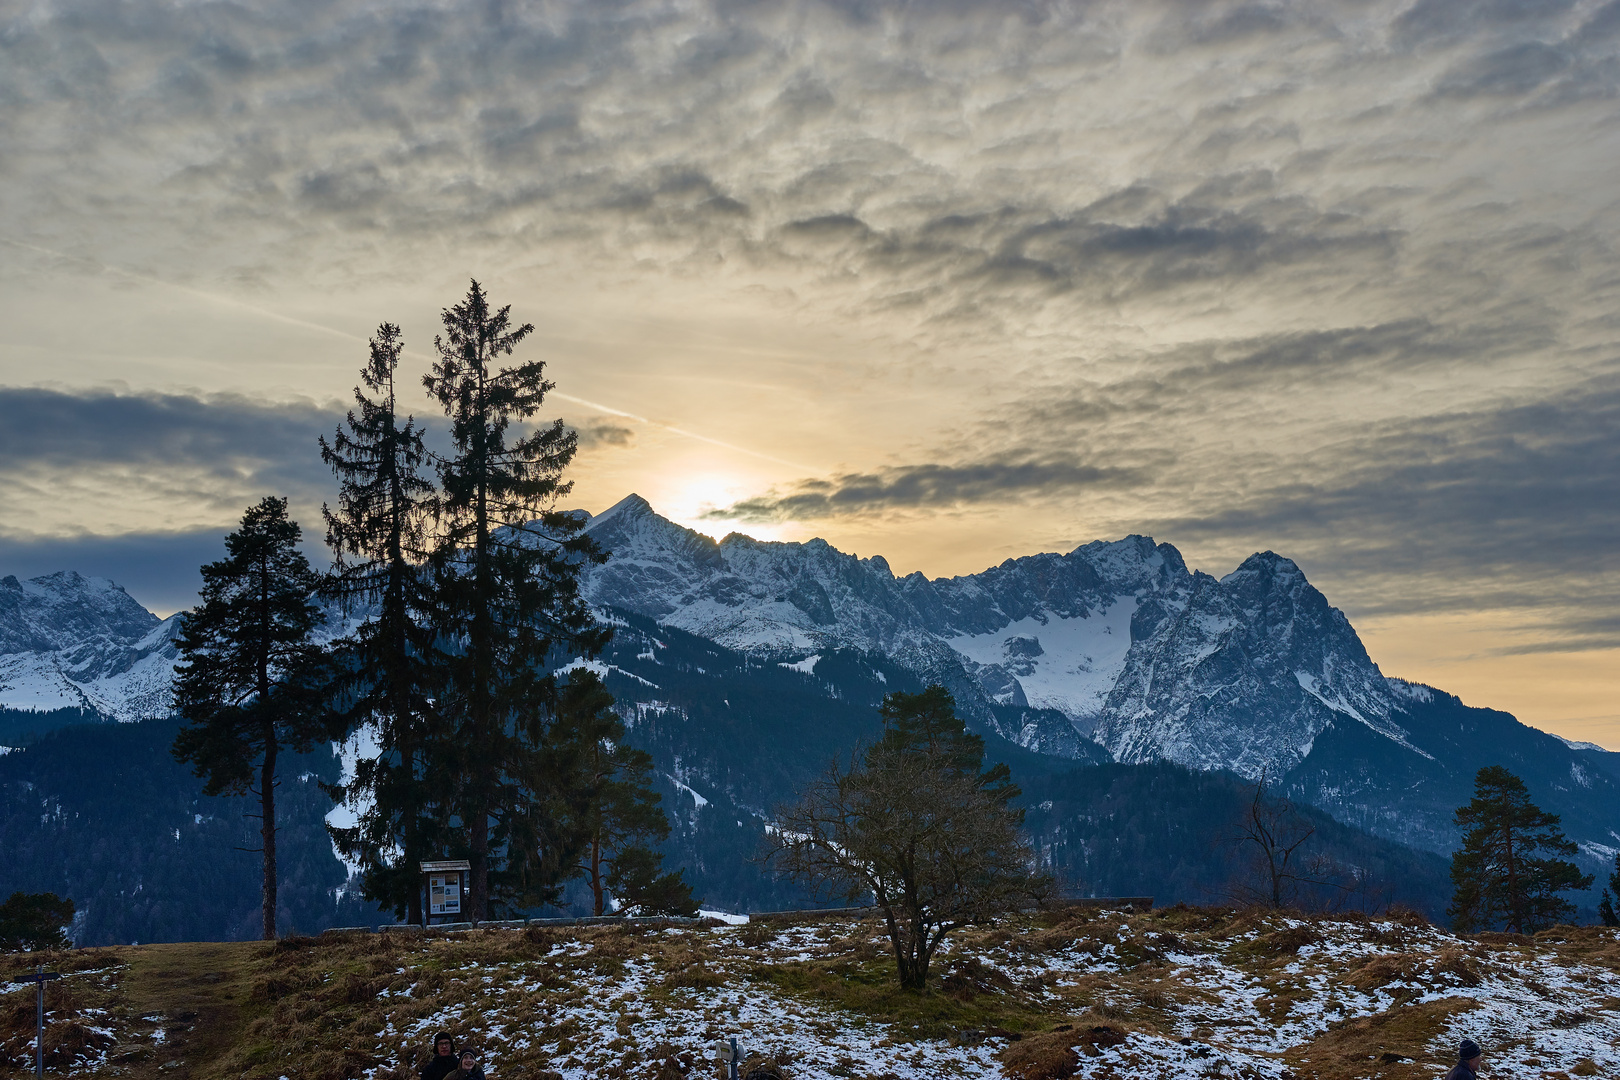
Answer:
[0,387,344,522]
[708,458,1150,523]
[0,0,1579,332]
[0,387,627,540]
[1135,372,1620,643]
[5,0,1620,685]
[574,421,635,449]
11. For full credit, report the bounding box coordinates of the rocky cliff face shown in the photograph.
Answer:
[0,572,183,722]
[1094,552,1420,779]
[581,495,1410,777]
[573,496,1620,863]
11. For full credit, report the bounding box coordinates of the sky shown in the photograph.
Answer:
[1,0,1617,747]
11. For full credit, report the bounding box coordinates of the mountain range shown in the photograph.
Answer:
[2,493,1616,922]
[577,495,1620,861]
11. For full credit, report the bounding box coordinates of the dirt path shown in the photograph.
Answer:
[106,941,261,1080]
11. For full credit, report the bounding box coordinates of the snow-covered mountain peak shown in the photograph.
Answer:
[1,571,160,655]
[586,492,658,530]
[0,571,180,723]
[1067,534,1187,588]
[0,498,1471,788]
[573,497,1427,774]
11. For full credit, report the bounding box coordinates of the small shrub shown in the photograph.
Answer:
[1258,925,1324,956]
[738,921,774,949]
[998,1029,1080,1080]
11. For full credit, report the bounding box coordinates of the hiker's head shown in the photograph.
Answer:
[434,1033,455,1057]
[460,1052,476,1069]
[1459,1039,1482,1066]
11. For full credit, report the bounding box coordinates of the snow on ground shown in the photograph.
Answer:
[338,909,1620,1080]
[6,909,1618,1079]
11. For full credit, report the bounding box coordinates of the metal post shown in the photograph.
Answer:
[35,965,45,1080]
[12,966,60,1079]
[729,1036,739,1080]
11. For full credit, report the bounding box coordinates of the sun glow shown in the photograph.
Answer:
[660,472,789,543]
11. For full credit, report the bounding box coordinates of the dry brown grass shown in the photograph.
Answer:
[3,911,1615,1080]
[1282,996,1480,1080]
[0,976,116,1073]
[1344,946,1480,994]
[996,1017,1130,1080]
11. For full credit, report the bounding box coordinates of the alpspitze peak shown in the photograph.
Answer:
[590,492,656,526]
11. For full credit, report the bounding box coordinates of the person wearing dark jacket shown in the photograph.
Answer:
[450,1050,487,1080]
[421,1032,458,1080]
[1445,1039,1483,1080]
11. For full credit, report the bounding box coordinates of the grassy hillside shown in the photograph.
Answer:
[3,907,1618,1080]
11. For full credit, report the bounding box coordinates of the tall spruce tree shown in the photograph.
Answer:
[172,497,331,940]
[554,671,697,917]
[1448,765,1592,933]
[319,324,440,923]
[423,280,609,919]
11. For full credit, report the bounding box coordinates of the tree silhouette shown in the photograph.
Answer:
[422,280,609,918]
[173,497,332,940]
[1448,765,1591,933]
[553,671,696,916]
[320,324,441,924]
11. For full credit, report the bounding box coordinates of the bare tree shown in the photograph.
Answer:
[768,687,1049,991]
[1224,772,1346,910]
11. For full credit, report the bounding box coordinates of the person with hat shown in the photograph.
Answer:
[1445,1039,1483,1080]
[451,1049,487,1080]
[421,1032,459,1080]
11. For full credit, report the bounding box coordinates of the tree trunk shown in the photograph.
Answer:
[469,799,489,922]
[591,835,605,916]
[468,384,492,923]
[1504,825,1520,933]
[261,729,278,941]
[403,740,422,926]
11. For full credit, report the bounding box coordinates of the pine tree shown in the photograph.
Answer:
[1447,765,1593,933]
[1599,851,1619,927]
[319,324,440,924]
[0,892,75,951]
[422,280,609,919]
[554,671,696,917]
[172,497,332,940]
[876,685,1018,802]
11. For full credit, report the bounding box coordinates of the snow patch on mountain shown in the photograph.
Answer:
[557,656,660,689]
[0,573,184,722]
[946,598,1136,718]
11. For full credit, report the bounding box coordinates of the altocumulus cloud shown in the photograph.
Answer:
[4,0,1620,656]
[6,0,1616,347]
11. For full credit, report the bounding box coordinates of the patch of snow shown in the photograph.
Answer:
[556,656,660,689]
[665,773,709,809]
[1556,733,1611,753]
[779,654,821,674]
[698,909,750,925]
[947,598,1138,719]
